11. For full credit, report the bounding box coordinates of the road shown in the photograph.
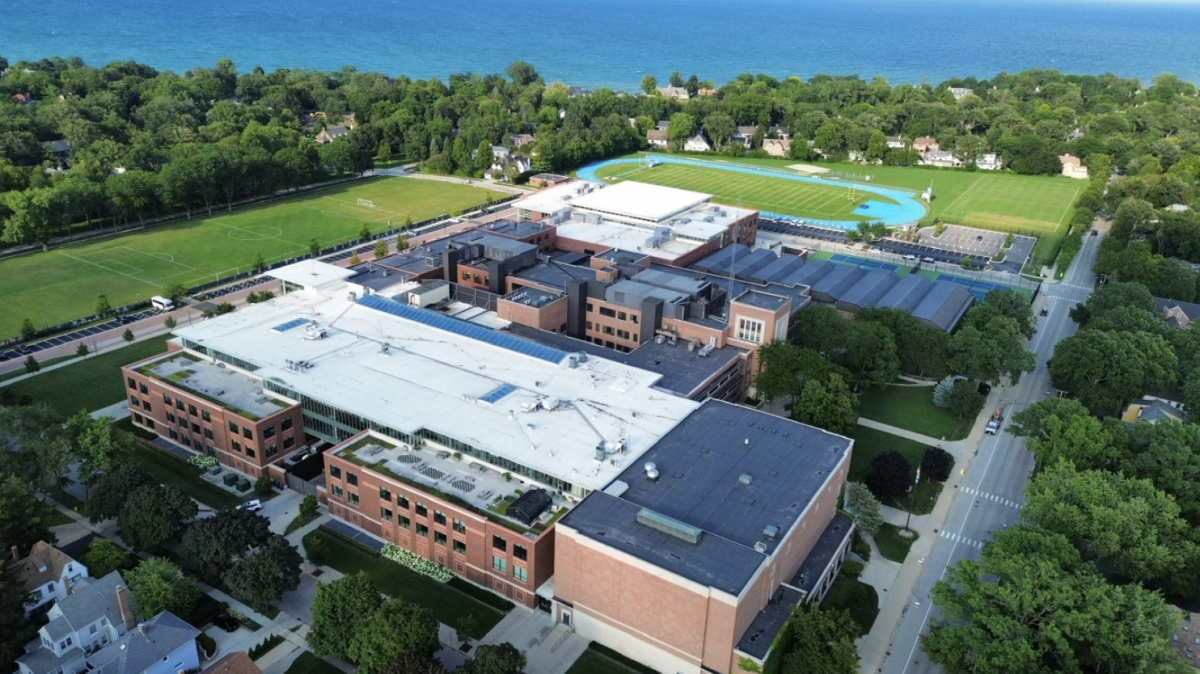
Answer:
[881,228,1104,674]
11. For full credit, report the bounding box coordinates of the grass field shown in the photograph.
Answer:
[847,425,929,484]
[0,178,505,338]
[875,523,918,563]
[857,383,973,441]
[822,577,880,635]
[593,162,892,221]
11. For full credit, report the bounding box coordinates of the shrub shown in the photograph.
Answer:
[932,376,956,408]
[853,537,872,563]
[254,475,272,494]
[76,343,89,356]
[197,633,216,659]
[299,495,318,518]
[189,455,219,470]
[304,536,330,566]
[866,451,912,501]
[841,560,864,577]
[381,543,453,582]
[920,447,954,483]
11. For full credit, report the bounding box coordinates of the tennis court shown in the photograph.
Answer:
[828,253,901,273]
[934,274,1029,301]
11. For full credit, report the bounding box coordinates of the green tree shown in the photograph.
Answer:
[309,238,321,257]
[641,75,658,95]
[755,341,847,406]
[866,451,911,501]
[921,447,954,482]
[1049,329,1177,417]
[66,412,132,498]
[126,557,201,620]
[778,607,860,674]
[668,113,694,149]
[0,556,36,672]
[95,294,113,317]
[81,538,132,577]
[1156,257,1197,302]
[76,343,88,356]
[948,315,1035,386]
[1008,398,1119,472]
[88,464,155,523]
[164,316,177,330]
[347,599,441,674]
[461,643,526,674]
[947,380,985,419]
[506,61,539,87]
[349,251,361,265]
[968,290,1036,340]
[866,130,889,162]
[299,495,319,519]
[118,484,197,554]
[224,534,302,613]
[845,482,883,536]
[396,233,409,251]
[20,318,36,342]
[0,476,56,556]
[122,328,134,343]
[932,376,955,408]
[704,113,736,150]
[0,187,56,251]
[163,282,189,304]
[23,355,39,374]
[793,374,858,434]
[179,509,271,585]
[251,252,266,273]
[374,239,388,259]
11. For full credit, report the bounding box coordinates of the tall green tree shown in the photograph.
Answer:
[845,482,883,536]
[1008,399,1119,472]
[347,599,441,674]
[793,374,858,434]
[0,476,56,556]
[0,556,36,674]
[126,557,201,620]
[224,534,302,613]
[118,484,197,554]
[778,607,860,674]
[668,113,694,149]
[179,509,271,584]
[308,572,385,660]
[1049,329,1176,417]
[89,464,155,523]
[949,315,1035,386]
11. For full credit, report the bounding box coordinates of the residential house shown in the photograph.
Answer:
[1169,610,1200,670]
[948,87,974,100]
[912,137,940,154]
[769,124,791,140]
[16,542,88,615]
[85,612,200,674]
[976,153,1000,170]
[656,86,690,101]
[509,133,536,148]
[1121,397,1186,425]
[206,652,261,674]
[16,572,134,674]
[1166,204,1191,213]
[697,87,718,97]
[1155,296,1200,329]
[656,120,670,131]
[48,140,71,167]
[1059,154,1089,180]
[568,86,590,98]
[528,173,570,188]
[886,136,906,149]
[316,126,349,144]
[12,93,37,105]
[733,125,758,149]
[763,138,791,157]
[684,133,711,152]
[647,129,670,148]
[920,151,963,168]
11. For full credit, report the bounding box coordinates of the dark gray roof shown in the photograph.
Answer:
[1130,398,1185,424]
[631,268,709,296]
[43,616,73,640]
[1154,297,1200,322]
[450,232,537,258]
[784,259,834,287]
[49,139,71,153]
[643,264,811,320]
[503,287,562,309]
[810,265,866,303]
[837,269,900,312]
[874,274,934,312]
[595,249,649,266]
[912,282,974,332]
[511,261,596,290]
[735,586,803,660]
[750,255,805,284]
[733,290,788,311]
[479,219,550,240]
[728,249,779,280]
[350,264,413,290]
[693,244,751,274]
[55,571,126,634]
[18,641,81,674]
[88,612,199,674]
[374,251,443,276]
[562,400,851,594]
[606,280,689,308]
[788,513,854,594]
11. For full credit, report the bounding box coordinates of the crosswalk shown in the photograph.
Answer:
[961,487,1022,509]
[940,530,984,548]
[1058,283,1093,292]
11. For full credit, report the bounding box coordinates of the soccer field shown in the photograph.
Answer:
[0,178,505,338]
[593,162,893,221]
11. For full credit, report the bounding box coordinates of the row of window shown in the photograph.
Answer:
[587,304,640,324]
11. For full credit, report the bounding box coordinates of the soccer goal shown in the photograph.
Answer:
[357,198,376,209]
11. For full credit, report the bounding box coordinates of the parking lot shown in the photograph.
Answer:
[758,217,850,242]
[872,239,992,269]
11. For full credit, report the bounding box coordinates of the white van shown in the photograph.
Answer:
[150,296,175,311]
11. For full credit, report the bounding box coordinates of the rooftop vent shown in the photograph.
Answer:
[764,524,781,539]
[739,473,753,486]
[636,508,702,544]
[753,541,767,553]
[644,462,659,481]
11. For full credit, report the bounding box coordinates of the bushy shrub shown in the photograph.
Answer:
[381,543,453,582]
[841,560,864,577]
[189,455,219,470]
[921,446,954,483]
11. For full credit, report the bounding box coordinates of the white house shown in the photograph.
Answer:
[17,542,88,615]
[920,150,963,168]
[1060,154,1090,180]
[913,137,940,154]
[976,153,1000,170]
[684,133,711,152]
[656,86,690,101]
[769,125,791,140]
[886,136,906,149]
[647,129,669,148]
[733,125,758,149]
[948,87,974,100]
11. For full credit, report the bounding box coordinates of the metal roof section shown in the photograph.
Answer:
[809,265,866,303]
[836,268,901,312]
[733,290,789,311]
[874,274,934,312]
[783,259,833,287]
[693,244,750,275]
[728,248,779,280]
[912,281,975,332]
[750,254,806,284]
[267,259,357,290]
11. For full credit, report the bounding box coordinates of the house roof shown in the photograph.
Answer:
[19,541,79,592]
[54,571,127,634]
[647,129,669,142]
[206,652,261,674]
[1127,397,1186,424]
[1059,154,1082,167]
[88,612,200,674]
[1155,296,1200,321]
[17,640,81,674]
[48,139,71,154]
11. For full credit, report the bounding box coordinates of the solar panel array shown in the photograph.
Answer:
[272,318,309,333]
[479,383,519,404]
[357,294,569,364]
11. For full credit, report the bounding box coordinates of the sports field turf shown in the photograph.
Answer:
[0,178,505,338]
[593,162,894,221]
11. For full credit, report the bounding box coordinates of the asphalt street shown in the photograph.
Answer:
[881,228,1104,674]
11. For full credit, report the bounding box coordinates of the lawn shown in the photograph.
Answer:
[821,577,880,636]
[124,432,244,510]
[857,383,973,440]
[0,355,78,383]
[565,645,658,674]
[302,528,505,639]
[593,161,892,222]
[875,523,918,563]
[2,335,171,414]
[0,178,506,338]
[283,653,346,674]
[45,507,75,527]
[847,426,929,484]
[898,480,943,516]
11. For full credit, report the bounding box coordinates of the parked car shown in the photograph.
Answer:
[1090,230,1098,236]
[212,613,240,632]
[922,256,935,263]
[1040,307,1048,317]
[985,420,1001,435]
[237,499,263,512]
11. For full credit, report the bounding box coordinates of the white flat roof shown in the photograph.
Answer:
[556,221,706,262]
[269,259,357,289]
[515,180,604,215]
[174,264,699,492]
[569,181,712,225]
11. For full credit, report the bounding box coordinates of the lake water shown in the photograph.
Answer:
[3,0,1200,89]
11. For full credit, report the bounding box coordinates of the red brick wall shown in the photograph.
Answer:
[497,296,568,333]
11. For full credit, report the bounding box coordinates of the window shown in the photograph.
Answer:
[472,274,482,284]
[182,436,192,448]
[142,401,151,412]
[454,540,467,555]
[492,535,507,552]
[134,413,144,424]
[492,556,507,573]
[130,395,140,406]
[207,445,218,456]
[514,544,528,561]
[232,440,242,452]
[243,427,253,440]
[229,421,239,434]
[263,425,276,439]
[175,399,184,410]
[266,444,278,457]
[617,311,626,321]
[283,436,295,449]
[399,515,411,530]
[163,393,172,404]
[453,518,466,533]
[381,507,393,521]
[330,465,341,479]
[347,472,358,486]
[416,524,429,538]
[201,410,211,422]
[204,428,214,439]
[736,316,766,344]
[145,419,155,429]
[434,510,446,525]
[139,383,148,394]
[281,417,293,430]
[586,302,594,312]
[349,492,359,505]
[246,446,256,458]
[188,404,198,417]
[191,422,200,433]
[167,412,176,424]
[169,429,179,440]
[398,495,410,509]
[127,377,136,390]
[462,271,470,281]
[598,306,616,318]
[602,326,614,335]
[631,314,639,325]
[333,485,343,498]
[380,487,392,502]
[415,503,427,517]
[616,329,630,340]
[89,625,97,635]
[514,566,528,583]
[434,532,447,546]
[586,321,593,330]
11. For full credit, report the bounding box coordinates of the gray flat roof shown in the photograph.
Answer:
[693,244,750,274]
[735,586,803,660]
[728,249,779,281]
[350,264,417,290]
[606,279,690,308]
[750,255,806,284]
[810,265,866,302]
[912,282,974,332]
[837,269,900,311]
[785,259,834,287]
[562,400,851,593]
[644,264,810,319]
[875,274,933,312]
[511,261,597,290]
[374,251,443,275]
[734,290,788,311]
[631,268,710,296]
[788,512,854,594]
[479,219,550,240]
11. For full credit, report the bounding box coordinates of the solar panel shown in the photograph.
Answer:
[357,295,568,364]
[272,318,309,333]
[479,383,519,404]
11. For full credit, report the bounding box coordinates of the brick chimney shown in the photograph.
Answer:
[115,585,136,632]
[137,624,147,637]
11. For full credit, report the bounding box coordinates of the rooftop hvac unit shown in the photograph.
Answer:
[704,216,714,222]
[644,462,659,481]
[594,443,606,461]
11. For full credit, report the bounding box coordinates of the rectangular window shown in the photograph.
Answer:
[585,302,594,312]
[330,465,341,478]
[462,270,470,281]
[188,404,198,417]
[416,524,429,538]
[175,399,183,410]
[130,395,140,406]
[245,446,256,458]
[134,413,144,424]
[204,428,214,440]
[169,429,179,440]
[263,425,276,439]
[283,436,295,449]
[349,492,359,505]
[617,311,626,321]
[434,510,446,525]
[514,566,528,583]
[452,518,466,533]
[167,412,176,423]
[127,377,136,390]
[381,507,393,521]
[492,556,507,573]
[585,321,593,330]
[182,436,192,448]
[453,540,467,555]
[736,317,765,345]
[347,472,358,486]
[243,427,253,440]
[163,393,172,404]
[142,401,151,411]
[266,444,277,457]
[333,485,343,498]
[631,314,639,325]
[415,503,427,517]
[492,535,507,552]
[232,440,242,452]
[380,487,392,502]
[399,515,410,530]
[472,274,482,284]
[281,417,293,430]
[146,419,155,429]
[191,422,200,433]
[434,532,447,546]
[602,326,614,335]
[201,410,211,422]
[616,329,630,340]
[177,416,186,427]
[514,544,528,561]
[229,421,239,434]
[398,495,410,509]
[598,306,616,318]
[139,383,148,394]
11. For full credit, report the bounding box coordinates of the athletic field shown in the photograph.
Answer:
[0,178,505,338]
[592,162,895,222]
